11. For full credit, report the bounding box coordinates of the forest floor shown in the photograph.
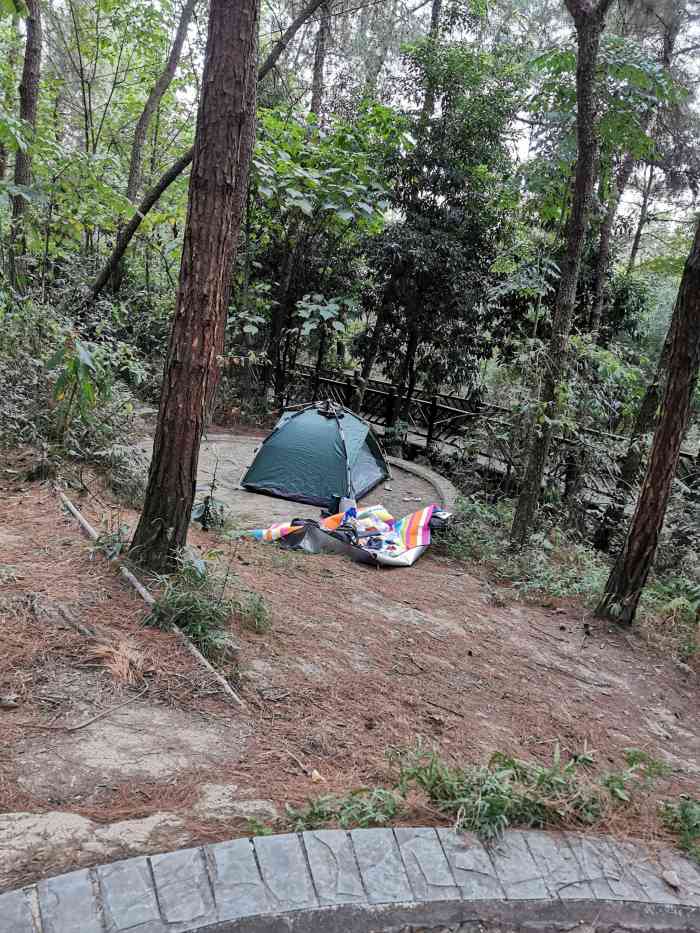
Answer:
[1,435,698,893]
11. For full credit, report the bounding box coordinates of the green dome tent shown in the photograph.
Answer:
[241,401,390,510]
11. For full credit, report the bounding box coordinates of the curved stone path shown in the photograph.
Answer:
[2,828,698,932]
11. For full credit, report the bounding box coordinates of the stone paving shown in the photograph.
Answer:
[2,828,699,932]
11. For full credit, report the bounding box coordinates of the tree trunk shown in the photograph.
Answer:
[86,0,328,304]
[596,220,700,624]
[627,166,654,273]
[9,0,42,284]
[593,325,673,551]
[510,0,611,548]
[129,0,259,571]
[361,304,389,382]
[310,2,330,116]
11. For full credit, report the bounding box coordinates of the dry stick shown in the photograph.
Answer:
[11,686,149,731]
[53,487,246,709]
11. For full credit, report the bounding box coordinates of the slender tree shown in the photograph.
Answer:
[129,0,259,570]
[9,0,42,283]
[126,0,198,202]
[589,13,679,336]
[596,219,700,624]
[510,0,613,547]
[0,14,21,181]
[310,2,331,115]
[86,0,328,303]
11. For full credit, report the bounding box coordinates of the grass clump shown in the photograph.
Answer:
[662,796,700,863]
[237,591,272,633]
[145,551,237,662]
[286,788,402,832]
[391,743,609,840]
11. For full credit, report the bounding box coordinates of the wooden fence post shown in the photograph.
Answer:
[345,377,354,408]
[426,394,438,451]
[386,386,397,427]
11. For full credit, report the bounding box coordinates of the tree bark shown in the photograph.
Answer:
[129,0,259,571]
[310,2,330,116]
[86,0,327,304]
[510,0,612,547]
[596,219,700,624]
[10,0,42,281]
[126,0,197,202]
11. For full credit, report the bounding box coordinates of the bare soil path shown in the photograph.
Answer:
[1,440,698,894]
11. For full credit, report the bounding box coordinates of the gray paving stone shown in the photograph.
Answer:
[253,833,317,911]
[437,829,504,901]
[38,869,102,933]
[658,847,700,907]
[524,830,594,900]
[206,837,275,921]
[0,887,36,933]
[351,828,413,904]
[303,830,366,906]
[150,847,216,931]
[488,831,549,900]
[97,856,165,933]
[395,827,460,902]
[613,840,682,905]
[565,832,644,901]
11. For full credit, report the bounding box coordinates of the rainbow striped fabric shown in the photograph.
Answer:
[246,503,439,567]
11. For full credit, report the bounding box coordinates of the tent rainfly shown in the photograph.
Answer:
[240,401,390,510]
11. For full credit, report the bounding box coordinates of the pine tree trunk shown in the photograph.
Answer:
[9,0,42,284]
[129,0,259,571]
[310,3,330,116]
[510,0,611,547]
[596,221,700,625]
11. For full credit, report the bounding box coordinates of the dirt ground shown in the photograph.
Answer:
[1,443,699,893]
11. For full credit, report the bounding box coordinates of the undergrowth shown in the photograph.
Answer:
[439,495,699,659]
[145,551,238,662]
[662,796,700,864]
[286,788,403,831]
[144,549,272,659]
[280,742,675,843]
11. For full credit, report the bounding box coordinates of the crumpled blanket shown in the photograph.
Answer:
[246,503,450,567]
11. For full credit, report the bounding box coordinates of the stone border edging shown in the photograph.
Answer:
[387,457,459,512]
[2,828,698,932]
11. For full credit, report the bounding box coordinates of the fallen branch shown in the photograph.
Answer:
[54,486,246,710]
[10,686,149,731]
[424,697,465,719]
